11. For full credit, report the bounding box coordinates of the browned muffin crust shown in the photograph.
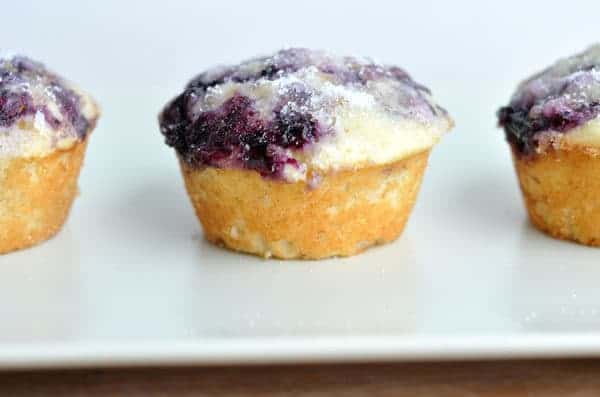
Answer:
[181,151,430,259]
[514,144,600,246]
[0,140,88,253]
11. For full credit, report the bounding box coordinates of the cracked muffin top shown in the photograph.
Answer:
[160,48,452,181]
[0,53,99,158]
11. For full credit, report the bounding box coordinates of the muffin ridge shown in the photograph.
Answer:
[159,48,452,258]
[160,48,452,182]
[0,53,99,159]
[498,44,600,156]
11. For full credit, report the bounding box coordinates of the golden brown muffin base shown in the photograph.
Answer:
[0,140,88,254]
[514,145,600,246]
[181,150,431,259]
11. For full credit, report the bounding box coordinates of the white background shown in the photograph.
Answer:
[4,0,598,209]
[4,0,599,190]
[1,1,600,366]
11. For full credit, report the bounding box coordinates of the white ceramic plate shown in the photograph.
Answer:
[3,0,600,369]
[3,105,600,368]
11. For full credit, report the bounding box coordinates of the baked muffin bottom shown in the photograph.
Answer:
[181,150,430,259]
[514,146,600,246]
[0,140,88,254]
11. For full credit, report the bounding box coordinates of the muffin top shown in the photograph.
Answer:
[498,44,600,155]
[159,48,452,181]
[0,53,99,159]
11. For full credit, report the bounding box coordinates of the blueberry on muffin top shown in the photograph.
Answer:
[498,44,600,155]
[159,48,452,181]
[0,53,98,158]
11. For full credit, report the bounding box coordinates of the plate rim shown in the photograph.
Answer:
[3,333,600,369]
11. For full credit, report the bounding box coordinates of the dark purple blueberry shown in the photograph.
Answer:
[0,91,35,128]
[41,107,61,129]
[0,55,92,136]
[159,93,322,179]
[160,93,191,151]
[274,110,320,148]
[497,46,600,155]
[187,73,227,91]
[498,106,537,154]
[259,64,281,79]
[185,49,432,92]
[188,60,300,91]
[49,83,89,138]
[498,102,600,155]
[12,56,44,74]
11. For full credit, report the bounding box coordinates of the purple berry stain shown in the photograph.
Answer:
[498,45,600,155]
[0,92,35,128]
[0,55,90,137]
[160,48,446,179]
[161,94,321,178]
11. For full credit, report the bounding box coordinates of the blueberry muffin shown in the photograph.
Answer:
[160,48,452,259]
[0,54,99,253]
[498,44,600,246]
